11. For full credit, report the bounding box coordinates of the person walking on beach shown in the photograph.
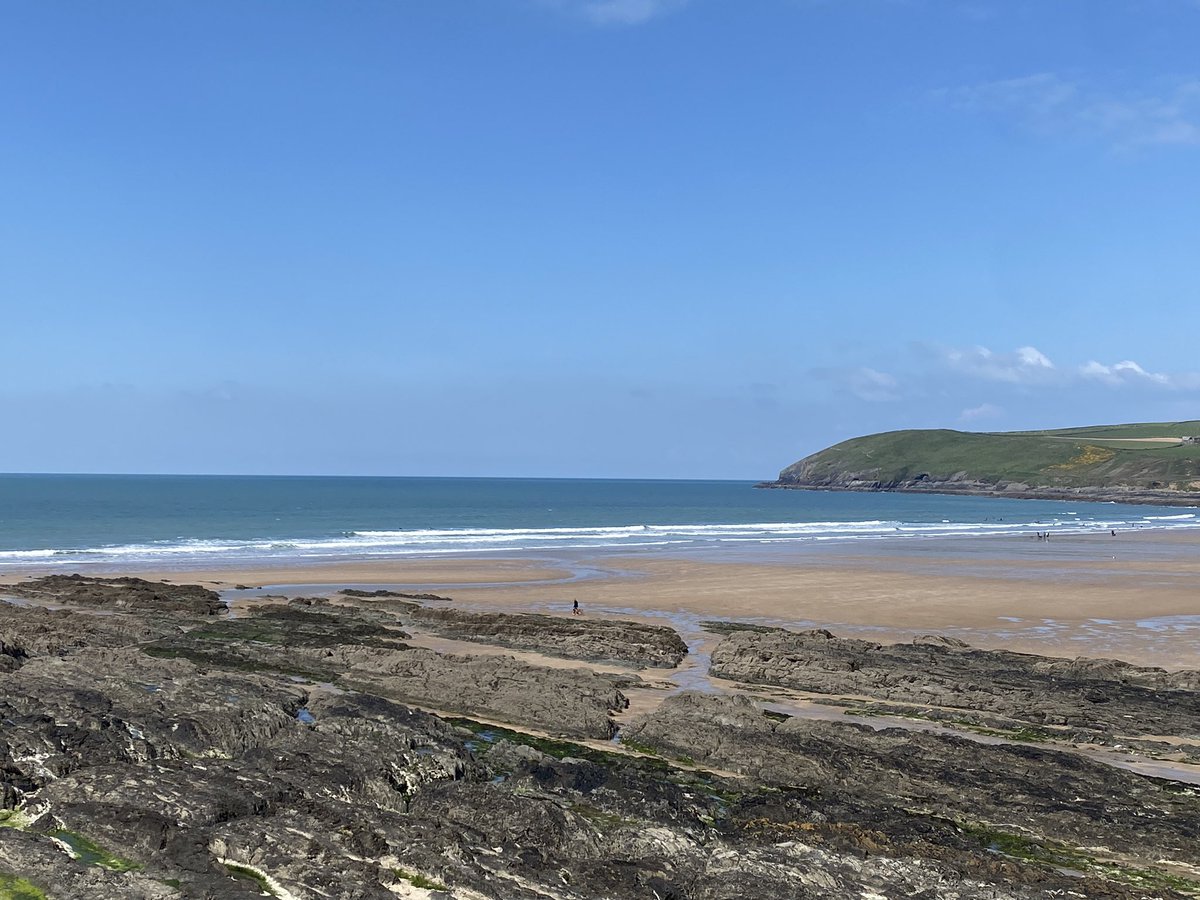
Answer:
[572,598,580,616]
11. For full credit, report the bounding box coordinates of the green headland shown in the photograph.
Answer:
[763,420,1200,505]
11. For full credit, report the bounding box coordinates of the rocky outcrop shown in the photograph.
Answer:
[339,588,452,601]
[325,592,689,668]
[400,606,689,669]
[339,645,633,739]
[0,641,482,899]
[0,602,182,673]
[759,476,1200,506]
[622,692,1200,890]
[709,628,1200,753]
[3,579,1199,898]
[11,575,223,615]
[145,602,634,739]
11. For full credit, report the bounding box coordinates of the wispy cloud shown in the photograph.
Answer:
[924,343,1200,392]
[1080,357,1200,388]
[934,73,1200,149]
[541,0,690,25]
[940,344,1056,384]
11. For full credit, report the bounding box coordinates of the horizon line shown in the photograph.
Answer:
[0,471,766,483]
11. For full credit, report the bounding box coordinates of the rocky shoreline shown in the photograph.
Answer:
[3,575,1200,898]
[709,627,1200,758]
[755,479,1200,507]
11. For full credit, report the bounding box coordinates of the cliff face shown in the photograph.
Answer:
[763,425,1200,505]
[778,460,997,493]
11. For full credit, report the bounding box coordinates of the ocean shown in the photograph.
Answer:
[0,474,1196,571]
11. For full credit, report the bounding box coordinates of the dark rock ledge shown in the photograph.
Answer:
[2,577,1198,898]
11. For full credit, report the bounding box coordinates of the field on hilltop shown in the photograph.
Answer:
[767,420,1200,504]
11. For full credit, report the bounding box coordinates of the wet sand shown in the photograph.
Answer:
[2,488,1196,704]
[27,528,1187,670]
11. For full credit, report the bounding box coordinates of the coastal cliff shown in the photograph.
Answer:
[761,421,1200,505]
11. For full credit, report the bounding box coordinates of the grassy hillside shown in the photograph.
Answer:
[775,421,1200,497]
[1023,421,1200,439]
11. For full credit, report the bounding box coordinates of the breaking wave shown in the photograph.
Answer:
[0,513,1196,568]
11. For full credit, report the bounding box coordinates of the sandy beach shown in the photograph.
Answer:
[9,528,1190,670]
[6,531,1200,897]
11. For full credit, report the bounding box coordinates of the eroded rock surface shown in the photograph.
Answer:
[399,605,689,668]
[622,692,1200,874]
[0,602,180,674]
[144,602,634,739]
[3,579,1199,899]
[328,591,689,668]
[11,575,223,616]
[709,627,1200,753]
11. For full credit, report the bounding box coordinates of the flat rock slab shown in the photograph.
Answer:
[12,575,223,616]
[709,627,1200,745]
[399,605,689,669]
[323,593,689,669]
[341,644,633,739]
[622,691,1200,878]
[142,601,635,740]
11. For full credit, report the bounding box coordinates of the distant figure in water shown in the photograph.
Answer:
[1112,529,1117,537]
[572,599,580,616]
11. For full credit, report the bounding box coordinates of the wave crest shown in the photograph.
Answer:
[1,513,1198,568]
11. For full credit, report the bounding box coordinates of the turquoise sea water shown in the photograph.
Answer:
[0,474,1195,571]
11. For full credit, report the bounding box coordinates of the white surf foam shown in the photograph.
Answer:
[2,512,1198,568]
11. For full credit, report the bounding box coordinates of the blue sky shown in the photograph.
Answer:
[1,0,1197,478]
